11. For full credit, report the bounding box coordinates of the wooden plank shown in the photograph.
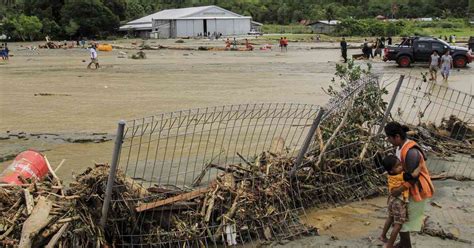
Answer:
[135,188,208,212]
[23,189,35,215]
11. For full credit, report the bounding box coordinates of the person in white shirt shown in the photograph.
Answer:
[428,51,440,81]
[440,50,453,81]
[87,45,99,69]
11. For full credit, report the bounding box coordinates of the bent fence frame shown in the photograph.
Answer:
[100,74,472,247]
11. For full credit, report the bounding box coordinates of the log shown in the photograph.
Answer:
[19,196,52,248]
[45,222,69,248]
[136,188,208,212]
[24,189,35,215]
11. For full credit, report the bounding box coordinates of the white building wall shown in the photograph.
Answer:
[233,19,251,35]
[193,20,203,35]
[215,19,234,35]
[155,18,251,38]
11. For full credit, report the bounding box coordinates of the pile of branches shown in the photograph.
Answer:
[0,164,111,248]
[106,151,320,246]
[407,115,473,157]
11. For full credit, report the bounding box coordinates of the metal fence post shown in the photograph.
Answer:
[377,75,405,134]
[100,120,126,228]
[290,108,325,177]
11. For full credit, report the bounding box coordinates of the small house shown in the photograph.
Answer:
[307,20,340,34]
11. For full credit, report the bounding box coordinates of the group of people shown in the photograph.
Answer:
[279,37,289,52]
[340,36,393,63]
[198,32,223,40]
[429,50,453,82]
[0,43,9,60]
[362,37,392,59]
[379,122,435,248]
[439,35,457,45]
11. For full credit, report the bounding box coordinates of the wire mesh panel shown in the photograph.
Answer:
[111,103,321,246]
[119,103,319,190]
[391,76,473,179]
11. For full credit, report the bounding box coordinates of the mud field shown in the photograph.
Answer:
[1,38,473,247]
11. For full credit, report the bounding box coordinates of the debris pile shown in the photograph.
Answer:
[131,51,146,59]
[0,163,110,247]
[407,115,473,157]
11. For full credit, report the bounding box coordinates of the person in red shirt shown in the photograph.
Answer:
[283,37,288,52]
[279,37,284,52]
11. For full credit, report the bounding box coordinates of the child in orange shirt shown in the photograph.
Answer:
[379,155,420,248]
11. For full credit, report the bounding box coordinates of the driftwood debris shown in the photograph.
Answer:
[136,188,208,212]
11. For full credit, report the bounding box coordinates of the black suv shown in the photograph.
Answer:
[383,37,472,68]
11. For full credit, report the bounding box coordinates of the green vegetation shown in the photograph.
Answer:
[335,18,472,37]
[0,0,471,40]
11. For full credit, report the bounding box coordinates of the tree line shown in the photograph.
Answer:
[0,0,470,40]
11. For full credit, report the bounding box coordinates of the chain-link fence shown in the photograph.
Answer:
[390,76,473,179]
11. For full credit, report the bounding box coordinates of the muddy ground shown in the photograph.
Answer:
[1,37,473,247]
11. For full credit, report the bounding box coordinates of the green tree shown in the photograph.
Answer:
[324,4,336,23]
[11,14,43,41]
[61,0,119,38]
[41,18,61,38]
[126,0,146,20]
[64,20,80,38]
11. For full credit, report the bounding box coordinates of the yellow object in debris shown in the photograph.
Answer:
[97,44,113,52]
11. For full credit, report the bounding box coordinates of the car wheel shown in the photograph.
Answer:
[397,56,411,67]
[454,56,467,68]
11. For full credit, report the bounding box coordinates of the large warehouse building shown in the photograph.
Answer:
[120,5,260,38]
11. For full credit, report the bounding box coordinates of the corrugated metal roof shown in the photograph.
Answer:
[121,5,251,31]
[129,6,211,24]
[128,5,247,24]
[119,23,152,31]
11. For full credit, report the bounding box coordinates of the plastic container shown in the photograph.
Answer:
[97,44,113,52]
[0,150,49,185]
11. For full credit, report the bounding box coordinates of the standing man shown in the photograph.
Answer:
[87,44,99,69]
[387,36,392,46]
[440,50,453,82]
[428,50,440,81]
[232,37,237,50]
[340,37,348,63]
[279,37,284,52]
[283,37,289,52]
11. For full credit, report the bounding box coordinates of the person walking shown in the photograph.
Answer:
[440,50,453,82]
[384,122,435,248]
[87,44,99,69]
[340,37,348,63]
[429,51,440,81]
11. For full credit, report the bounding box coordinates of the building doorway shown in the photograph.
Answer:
[203,20,207,36]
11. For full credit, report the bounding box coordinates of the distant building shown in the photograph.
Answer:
[307,20,340,34]
[120,5,256,38]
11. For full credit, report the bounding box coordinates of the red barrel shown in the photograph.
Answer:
[0,150,49,185]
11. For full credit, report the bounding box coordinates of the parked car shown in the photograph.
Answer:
[383,37,473,68]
